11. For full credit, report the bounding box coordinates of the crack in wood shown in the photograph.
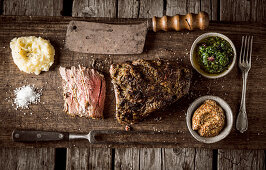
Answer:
[193,148,197,170]
[219,150,255,168]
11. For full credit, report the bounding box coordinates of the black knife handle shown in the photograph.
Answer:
[12,129,69,142]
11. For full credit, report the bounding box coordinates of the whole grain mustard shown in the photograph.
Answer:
[192,100,225,137]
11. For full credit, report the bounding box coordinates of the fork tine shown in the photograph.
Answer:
[246,36,250,63]
[249,36,253,64]
[244,36,248,63]
[239,36,245,64]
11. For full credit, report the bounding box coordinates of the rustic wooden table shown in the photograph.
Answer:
[0,0,265,170]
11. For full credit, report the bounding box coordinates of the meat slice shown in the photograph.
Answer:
[59,65,106,118]
[110,59,191,124]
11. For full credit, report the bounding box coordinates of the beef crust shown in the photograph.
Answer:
[110,59,191,124]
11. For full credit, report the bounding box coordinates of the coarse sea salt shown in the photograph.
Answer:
[14,85,42,109]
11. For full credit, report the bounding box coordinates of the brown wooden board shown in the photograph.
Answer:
[218,149,265,170]
[66,147,112,170]
[0,147,55,170]
[2,0,63,16]
[0,16,266,149]
[220,0,266,22]
[72,0,116,17]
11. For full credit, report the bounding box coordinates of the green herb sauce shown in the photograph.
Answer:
[196,36,234,74]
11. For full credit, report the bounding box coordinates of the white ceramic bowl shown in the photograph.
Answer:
[190,32,237,79]
[186,95,233,143]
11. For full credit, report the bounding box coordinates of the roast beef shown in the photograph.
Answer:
[59,65,106,118]
[110,59,191,124]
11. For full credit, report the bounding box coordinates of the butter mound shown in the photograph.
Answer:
[10,36,55,75]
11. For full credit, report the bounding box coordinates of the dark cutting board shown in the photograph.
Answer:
[0,16,265,149]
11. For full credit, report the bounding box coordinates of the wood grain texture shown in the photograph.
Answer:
[200,0,211,19]
[0,16,266,149]
[115,148,213,169]
[218,149,265,170]
[194,148,213,170]
[251,0,266,22]
[201,0,218,20]
[220,0,251,21]
[220,0,266,22]
[166,0,200,15]
[211,0,218,21]
[118,0,139,18]
[162,148,195,169]
[139,0,163,18]
[66,147,112,170]
[114,148,164,170]
[3,0,63,16]
[0,148,55,170]
[72,0,116,17]
[139,148,162,170]
[162,148,213,170]
[115,148,139,170]
[165,0,218,20]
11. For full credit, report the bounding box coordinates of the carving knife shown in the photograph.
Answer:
[65,11,209,54]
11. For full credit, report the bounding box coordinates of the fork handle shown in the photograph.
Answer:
[12,129,69,142]
[236,72,248,133]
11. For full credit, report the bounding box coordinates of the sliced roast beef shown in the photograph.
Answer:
[59,65,106,119]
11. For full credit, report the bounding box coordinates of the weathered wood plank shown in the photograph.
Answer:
[218,149,265,170]
[201,0,211,19]
[201,0,218,20]
[221,0,266,22]
[139,148,162,170]
[251,0,266,22]
[115,148,213,170]
[211,0,218,21]
[117,0,139,18]
[162,148,195,169]
[72,0,116,17]
[0,148,55,170]
[66,147,112,170]
[139,0,163,18]
[115,148,139,170]
[166,0,200,16]
[3,0,63,16]
[220,0,251,21]
[194,148,213,170]
[162,148,213,170]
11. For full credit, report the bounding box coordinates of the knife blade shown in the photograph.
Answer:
[65,11,209,54]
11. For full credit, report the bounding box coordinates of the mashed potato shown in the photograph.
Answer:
[10,36,55,75]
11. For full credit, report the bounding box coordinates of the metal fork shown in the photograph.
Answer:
[236,35,253,133]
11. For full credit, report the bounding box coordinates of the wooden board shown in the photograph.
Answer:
[2,0,63,16]
[218,149,265,170]
[72,0,116,17]
[114,148,213,169]
[166,0,200,16]
[66,147,112,170]
[162,148,213,169]
[220,0,266,22]
[0,147,55,170]
[0,16,266,149]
